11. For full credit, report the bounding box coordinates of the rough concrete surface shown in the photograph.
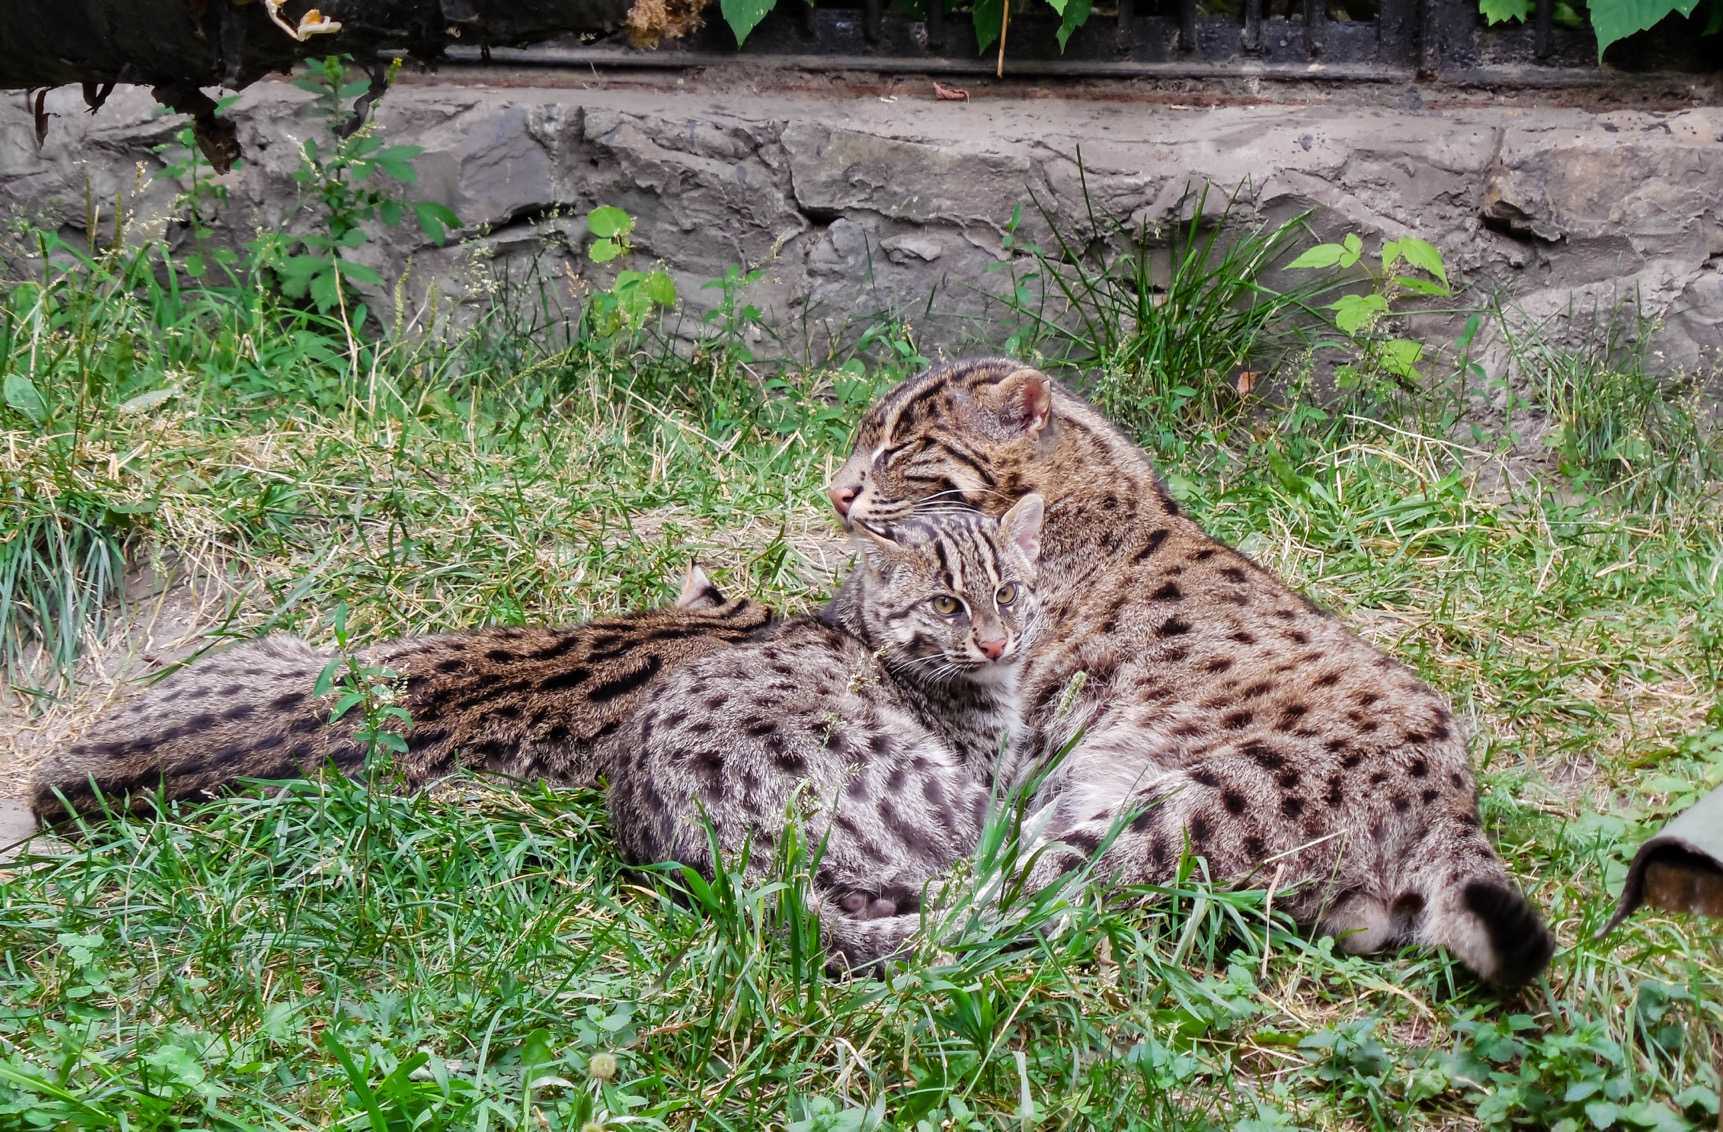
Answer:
[1,72,1720,371]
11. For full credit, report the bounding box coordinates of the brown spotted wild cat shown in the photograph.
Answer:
[33,565,773,822]
[825,358,1554,987]
[609,498,1045,972]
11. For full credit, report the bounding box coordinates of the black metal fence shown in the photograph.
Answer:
[453,0,1720,84]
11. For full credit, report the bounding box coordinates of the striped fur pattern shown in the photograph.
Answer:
[609,498,1045,972]
[32,565,774,823]
[825,358,1554,987]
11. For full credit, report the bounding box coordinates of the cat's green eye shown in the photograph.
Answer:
[995,582,1020,607]
[930,594,963,616]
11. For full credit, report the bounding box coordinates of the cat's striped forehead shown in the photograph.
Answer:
[879,512,1013,591]
[856,358,1028,451]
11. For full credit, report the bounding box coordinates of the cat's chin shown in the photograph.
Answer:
[960,659,1020,688]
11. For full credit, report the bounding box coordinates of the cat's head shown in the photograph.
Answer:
[849,494,1044,681]
[825,358,1058,531]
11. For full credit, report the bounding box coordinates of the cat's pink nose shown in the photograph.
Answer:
[828,483,859,517]
[978,637,1006,660]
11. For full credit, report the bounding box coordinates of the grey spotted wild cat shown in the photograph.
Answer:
[825,358,1555,987]
[608,497,1046,971]
[33,565,772,822]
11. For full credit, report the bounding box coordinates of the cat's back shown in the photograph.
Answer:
[633,616,890,754]
[611,617,955,863]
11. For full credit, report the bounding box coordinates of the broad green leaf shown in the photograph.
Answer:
[275,254,329,294]
[3,374,46,422]
[309,268,340,312]
[1329,292,1388,334]
[1340,233,1363,266]
[1287,241,1357,270]
[1392,274,1452,297]
[184,252,206,277]
[589,237,622,264]
[373,154,418,184]
[720,0,777,45]
[335,258,383,286]
[1590,0,1701,57]
[413,201,461,242]
[1057,0,1094,49]
[1387,235,1448,285]
[643,270,677,307]
[586,205,634,240]
[973,0,1003,52]
[1379,337,1424,378]
[1479,0,1533,22]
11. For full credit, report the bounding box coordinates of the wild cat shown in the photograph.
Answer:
[824,359,1554,987]
[608,497,1046,971]
[33,565,773,822]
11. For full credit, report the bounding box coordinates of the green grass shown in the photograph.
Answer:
[2,234,1721,1132]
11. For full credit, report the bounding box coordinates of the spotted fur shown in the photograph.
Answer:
[609,499,1045,973]
[33,565,774,823]
[826,358,1554,987]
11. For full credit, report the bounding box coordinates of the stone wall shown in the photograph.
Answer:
[2,72,1720,376]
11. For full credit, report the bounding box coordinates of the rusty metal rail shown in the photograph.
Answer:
[442,0,1720,85]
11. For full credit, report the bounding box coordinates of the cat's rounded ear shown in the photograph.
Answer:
[971,366,1055,442]
[1000,493,1044,562]
[675,562,725,610]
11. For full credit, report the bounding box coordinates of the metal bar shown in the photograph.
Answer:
[1304,0,1327,56]
[1243,0,1263,53]
[442,44,1427,80]
[1116,0,1135,51]
[418,43,1723,87]
[803,0,818,37]
[925,0,946,48]
[1534,0,1554,58]
[1179,0,1198,53]
[864,0,883,43]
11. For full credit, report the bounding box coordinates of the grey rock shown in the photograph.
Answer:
[1,78,1718,393]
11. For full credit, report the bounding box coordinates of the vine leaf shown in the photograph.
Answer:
[1589,0,1701,56]
[3,374,47,423]
[1056,0,1094,49]
[1478,0,1532,23]
[973,0,1003,53]
[721,0,777,46]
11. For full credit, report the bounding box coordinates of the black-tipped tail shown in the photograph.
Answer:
[1462,879,1555,987]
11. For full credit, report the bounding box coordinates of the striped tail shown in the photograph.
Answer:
[1406,816,1555,987]
[31,636,361,823]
